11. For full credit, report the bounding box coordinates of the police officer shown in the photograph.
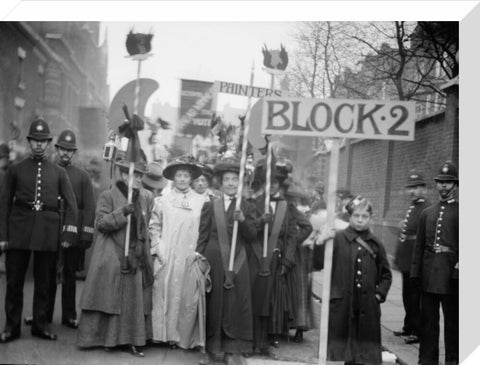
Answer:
[0,118,78,343]
[411,161,459,365]
[25,130,95,329]
[393,170,430,344]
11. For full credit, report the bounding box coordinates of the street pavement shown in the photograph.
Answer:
[0,255,445,365]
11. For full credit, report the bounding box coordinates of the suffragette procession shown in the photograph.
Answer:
[0,29,459,365]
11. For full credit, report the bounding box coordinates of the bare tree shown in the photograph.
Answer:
[289,21,457,106]
[288,21,361,99]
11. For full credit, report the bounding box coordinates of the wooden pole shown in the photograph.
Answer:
[123,59,142,262]
[228,62,255,272]
[262,141,272,258]
[318,138,340,364]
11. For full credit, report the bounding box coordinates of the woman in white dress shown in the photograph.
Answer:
[149,155,207,348]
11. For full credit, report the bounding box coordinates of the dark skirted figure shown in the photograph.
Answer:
[0,118,78,343]
[411,161,459,365]
[393,170,430,344]
[196,156,257,365]
[77,159,154,357]
[283,183,313,343]
[248,160,298,354]
[313,195,392,365]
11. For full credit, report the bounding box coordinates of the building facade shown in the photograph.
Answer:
[0,21,108,155]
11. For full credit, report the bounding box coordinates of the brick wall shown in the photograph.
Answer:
[325,90,458,256]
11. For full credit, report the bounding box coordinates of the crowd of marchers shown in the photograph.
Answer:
[0,118,458,365]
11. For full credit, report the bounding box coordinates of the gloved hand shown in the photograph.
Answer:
[233,210,245,223]
[259,212,272,225]
[279,265,289,276]
[122,203,135,216]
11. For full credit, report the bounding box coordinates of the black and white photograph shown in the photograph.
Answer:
[0,2,477,364]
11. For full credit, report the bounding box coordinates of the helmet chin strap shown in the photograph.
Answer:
[30,147,48,159]
[439,183,457,201]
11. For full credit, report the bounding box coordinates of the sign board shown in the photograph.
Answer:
[214,80,283,98]
[261,97,416,141]
[179,79,215,137]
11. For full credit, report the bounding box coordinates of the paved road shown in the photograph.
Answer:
[0,255,444,365]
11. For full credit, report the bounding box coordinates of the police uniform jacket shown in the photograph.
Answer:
[394,197,430,273]
[0,156,78,250]
[410,199,458,294]
[60,162,96,247]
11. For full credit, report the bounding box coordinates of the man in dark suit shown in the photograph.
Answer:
[411,161,459,365]
[0,118,78,343]
[393,170,430,344]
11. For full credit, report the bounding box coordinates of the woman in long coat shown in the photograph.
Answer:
[283,184,313,343]
[249,162,298,353]
[196,156,257,365]
[77,160,154,357]
[313,196,392,365]
[149,155,206,348]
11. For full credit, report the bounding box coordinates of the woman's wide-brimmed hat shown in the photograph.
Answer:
[163,154,202,180]
[115,159,148,174]
[142,161,167,189]
[214,156,241,176]
[196,163,214,183]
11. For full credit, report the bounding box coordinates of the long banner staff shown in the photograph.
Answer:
[259,72,275,275]
[122,59,142,270]
[318,138,340,364]
[226,62,255,286]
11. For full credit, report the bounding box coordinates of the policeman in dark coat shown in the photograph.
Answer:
[0,118,78,343]
[393,170,430,344]
[25,130,95,329]
[411,161,459,365]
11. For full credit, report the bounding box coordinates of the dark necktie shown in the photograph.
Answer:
[227,196,236,211]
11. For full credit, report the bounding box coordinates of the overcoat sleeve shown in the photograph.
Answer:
[0,165,15,241]
[237,200,257,241]
[281,208,298,268]
[375,241,392,302]
[148,197,164,257]
[196,200,212,255]
[95,191,128,234]
[410,211,426,279]
[290,203,313,245]
[80,171,96,243]
[59,167,78,244]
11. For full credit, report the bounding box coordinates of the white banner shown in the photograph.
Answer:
[214,80,282,98]
[261,97,416,141]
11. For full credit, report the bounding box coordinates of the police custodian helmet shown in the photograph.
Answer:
[434,160,458,182]
[55,130,77,150]
[27,118,52,141]
[405,169,426,188]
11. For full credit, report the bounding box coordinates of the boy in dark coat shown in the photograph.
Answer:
[313,195,392,365]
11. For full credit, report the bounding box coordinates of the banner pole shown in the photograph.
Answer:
[123,58,142,264]
[228,62,255,273]
[318,138,340,363]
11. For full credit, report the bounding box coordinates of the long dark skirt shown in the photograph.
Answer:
[77,270,152,348]
[251,252,298,349]
[292,246,313,330]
